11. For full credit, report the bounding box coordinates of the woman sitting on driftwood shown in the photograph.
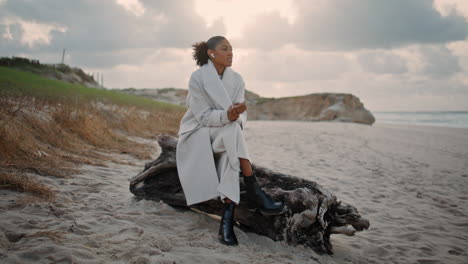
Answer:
[176,36,285,246]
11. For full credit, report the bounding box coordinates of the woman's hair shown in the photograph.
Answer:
[192,36,226,67]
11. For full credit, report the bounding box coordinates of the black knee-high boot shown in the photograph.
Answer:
[243,170,285,215]
[218,202,238,246]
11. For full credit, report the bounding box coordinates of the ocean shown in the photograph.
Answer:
[373,111,468,129]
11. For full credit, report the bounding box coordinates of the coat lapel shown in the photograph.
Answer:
[200,59,233,110]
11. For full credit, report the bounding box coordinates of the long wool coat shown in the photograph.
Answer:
[176,59,247,206]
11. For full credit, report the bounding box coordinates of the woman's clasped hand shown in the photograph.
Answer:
[227,102,246,121]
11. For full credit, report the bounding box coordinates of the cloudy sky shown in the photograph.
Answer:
[1,0,468,111]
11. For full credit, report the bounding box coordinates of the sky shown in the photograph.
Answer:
[1,0,468,111]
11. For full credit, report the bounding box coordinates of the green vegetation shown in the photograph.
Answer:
[255,97,276,104]
[0,56,95,83]
[0,66,185,111]
[158,87,177,93]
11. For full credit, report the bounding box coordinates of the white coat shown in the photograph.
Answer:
[176,59,247,206]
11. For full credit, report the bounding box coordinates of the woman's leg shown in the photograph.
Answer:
[210,122,251,204]
[239,158,253,177]
[221,157,252,203]
[218,198,238,246]
[209,124,248,246]
[212,151,240,204]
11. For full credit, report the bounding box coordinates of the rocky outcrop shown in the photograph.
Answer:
[118,88,375,125]
[248,93,375,125]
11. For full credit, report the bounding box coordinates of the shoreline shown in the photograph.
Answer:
[252,118,468,131]
[375,120,468,130]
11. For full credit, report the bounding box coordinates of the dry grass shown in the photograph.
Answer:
[1,96,88,177]
[117,106,182,139]
[0,93,185,201]
[0,171,55,201]
[25,230,66,243]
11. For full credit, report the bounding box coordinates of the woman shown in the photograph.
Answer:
[176,36,284,246]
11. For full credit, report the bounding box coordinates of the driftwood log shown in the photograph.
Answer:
[129,134,370,255]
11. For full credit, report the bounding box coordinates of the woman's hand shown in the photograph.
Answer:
[227,105,240,121]
[227,102,247,121]
[232,102,247,114]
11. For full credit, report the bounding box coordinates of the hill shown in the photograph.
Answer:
[116,87,375,125]
[0,56,101,88]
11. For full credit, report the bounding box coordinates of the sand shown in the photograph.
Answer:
[1,121,467,263]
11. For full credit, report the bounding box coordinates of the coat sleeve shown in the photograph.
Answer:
[234,75,247,130]
[188,73,231,127]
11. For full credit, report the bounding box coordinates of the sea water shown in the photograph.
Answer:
[373,111,468,129]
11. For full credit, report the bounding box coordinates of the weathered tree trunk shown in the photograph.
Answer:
[129,134,370,255]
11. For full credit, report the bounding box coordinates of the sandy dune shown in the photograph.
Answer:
[1,121,467,263]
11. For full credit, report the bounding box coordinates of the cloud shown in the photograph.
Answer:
[356,50,408,75]
[0,0,225,64]
[239,11,292,51]
[239,0,468,51]
[99,48,195,89]
[1,0,467,111]
[116,0,145,16]
[418,44,462,78]
[236,44,350,83]
[1,17,67,48]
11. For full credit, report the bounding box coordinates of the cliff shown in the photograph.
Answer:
[249,93,375,125]
[117,88,375,125]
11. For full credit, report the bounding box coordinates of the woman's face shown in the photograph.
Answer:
[209,39,233,67]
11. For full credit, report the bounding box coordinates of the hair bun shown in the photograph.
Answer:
[192,36,226,67]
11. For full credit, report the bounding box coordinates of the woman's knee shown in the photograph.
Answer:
[223,121,242,133]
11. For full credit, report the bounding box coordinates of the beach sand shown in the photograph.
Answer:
[1,121,467,263]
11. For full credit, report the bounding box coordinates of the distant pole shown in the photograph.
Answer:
[96,72,100,86]
[101,74,104,88]
[61,49,65,64]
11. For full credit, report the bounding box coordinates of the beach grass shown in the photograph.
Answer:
[0,66,186,200]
